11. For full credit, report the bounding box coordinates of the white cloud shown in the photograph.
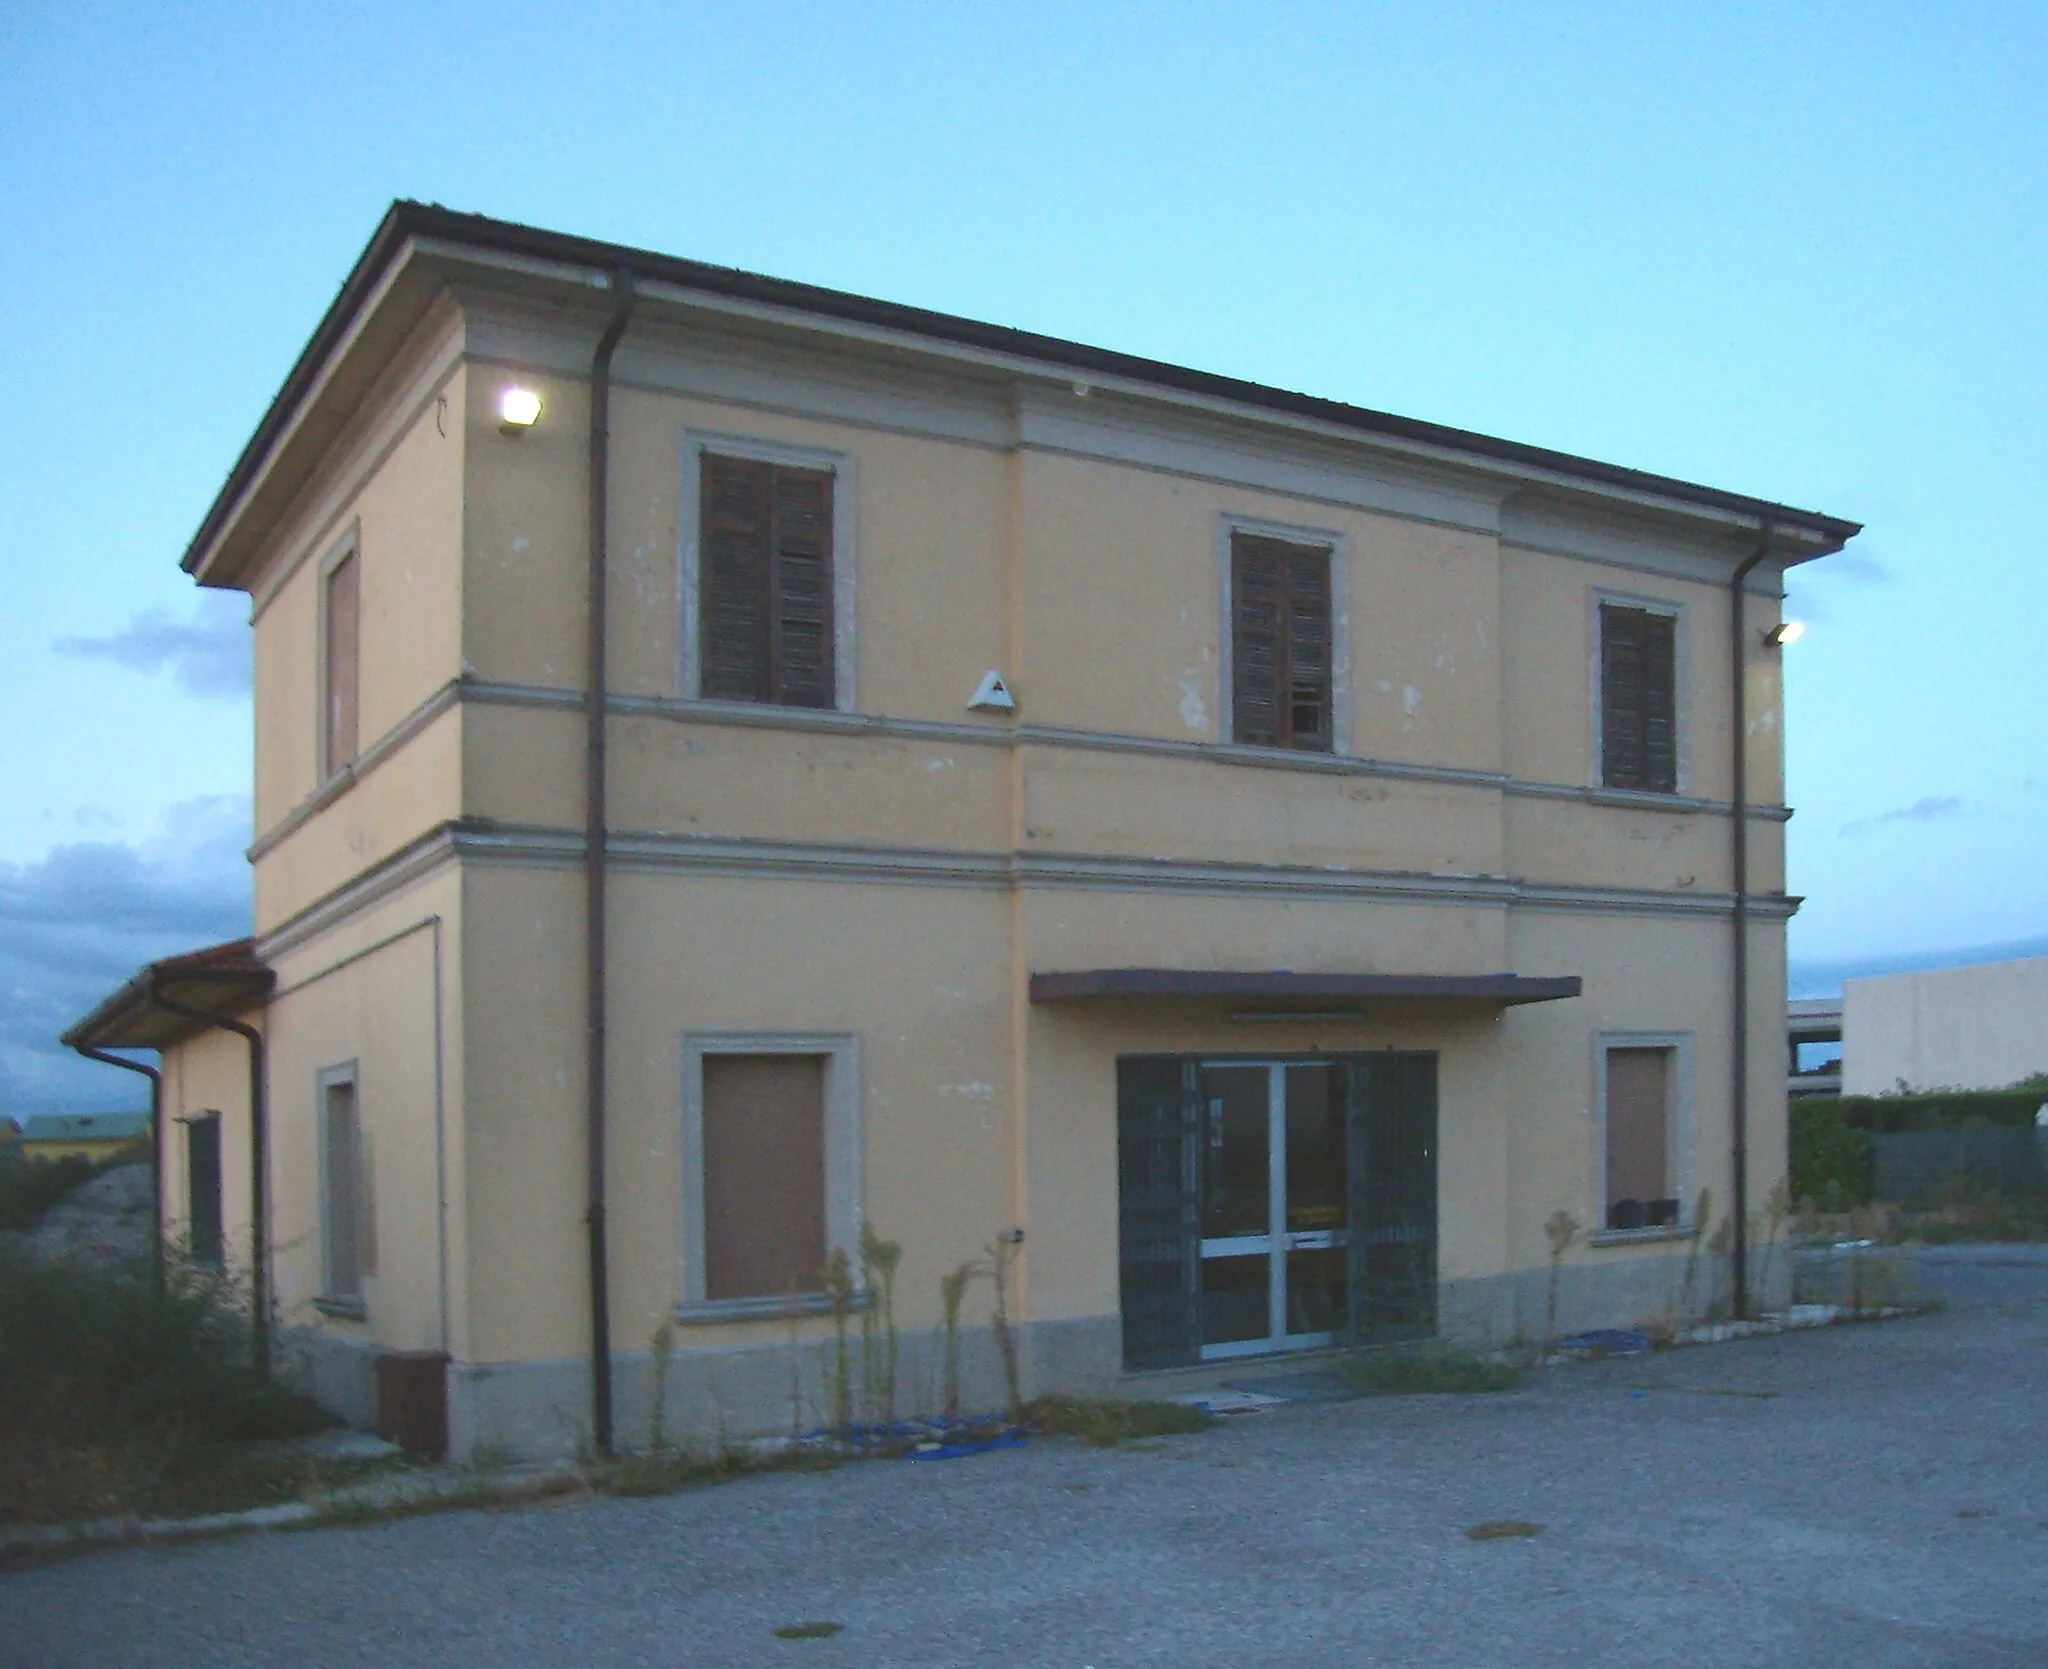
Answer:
[0,796,251,1117]
[54,591,250,699]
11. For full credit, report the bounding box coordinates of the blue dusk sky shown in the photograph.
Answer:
[3,3,2044,1114]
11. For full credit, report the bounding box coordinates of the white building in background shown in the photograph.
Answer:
[1842,956,2048,1095]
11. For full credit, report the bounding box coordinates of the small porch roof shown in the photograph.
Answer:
[62,938,274,1053]
[1028,969,1582,1006]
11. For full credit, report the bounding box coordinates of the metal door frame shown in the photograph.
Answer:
[1197,1060,1344,1362]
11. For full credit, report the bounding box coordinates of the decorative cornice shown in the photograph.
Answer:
[256,814,1798,960]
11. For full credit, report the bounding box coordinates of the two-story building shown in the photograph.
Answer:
[67,203,1857,1461]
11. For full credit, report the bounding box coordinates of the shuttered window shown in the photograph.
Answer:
[324,549,361,774]
[1231,533,1332,751]
[1599,602,1677,793]
[1604,1046,1675,1231]
[320,1076,366,1304]
[699,453,835,708]
[701,1054,828,1301]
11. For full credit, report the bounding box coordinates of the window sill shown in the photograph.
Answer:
[1590,1227,1695,1248]
[313,1295,368,1320]
[673,1292,869,1326]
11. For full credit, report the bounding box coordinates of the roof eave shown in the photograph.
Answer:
[181,201,1861,588]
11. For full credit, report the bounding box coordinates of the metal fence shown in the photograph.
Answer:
[1869,1127,2047,1209]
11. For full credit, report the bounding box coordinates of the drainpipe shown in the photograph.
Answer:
[585,265,635,1456]
[152,988,269,1373]
[1728,520,1774,1321]
[69,1044,162,1294]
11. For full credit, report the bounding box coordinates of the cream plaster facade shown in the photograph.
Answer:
[143,205,1853,1460]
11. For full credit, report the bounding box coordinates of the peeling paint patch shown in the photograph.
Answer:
[942,1081,996,1100]
[1402,685,1421,716]
[1178,677,1208,733]
[923,757,956,772]
[512,536,532,554]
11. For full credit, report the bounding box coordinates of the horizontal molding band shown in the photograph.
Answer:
[256,815,1798,958]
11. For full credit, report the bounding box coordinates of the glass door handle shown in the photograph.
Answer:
[1285,1230,1344,1251]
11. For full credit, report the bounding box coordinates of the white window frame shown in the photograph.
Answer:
[317,524,362,784]
[1591,1031,1694,1245]
[315,1060,367,1314]
[1589,588,1689,795]
[678,431,858,712]
[676,1031,863,1322]
[1216,512,1352,755]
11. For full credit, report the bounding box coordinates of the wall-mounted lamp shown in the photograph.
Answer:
[498,386,543,434]
[1762,620,1805,648]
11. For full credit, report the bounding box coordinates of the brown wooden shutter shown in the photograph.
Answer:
[1231,537,1284,746]
[702,1054,828,1301]
[700,455,774,701]
[699,454,835,707]
[1284,547,1332,750]
[769,465,835,708]
[1232,533,1331,751]
[1640,610,1676,793]
[1605,1047,1671,1227]
[325,551,360,773]
[1601,602,1677,793]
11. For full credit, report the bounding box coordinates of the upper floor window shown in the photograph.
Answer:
[1598,600,1677,793]
[1230,530,1333,752]
[323,544,361,776]
[698,452,837,709]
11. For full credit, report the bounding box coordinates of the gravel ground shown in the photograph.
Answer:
[4,1244,2044,1668]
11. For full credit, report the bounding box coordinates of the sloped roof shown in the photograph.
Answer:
[62,938,273,1053]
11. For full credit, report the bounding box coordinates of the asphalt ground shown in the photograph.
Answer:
[5,1244,2045,1668]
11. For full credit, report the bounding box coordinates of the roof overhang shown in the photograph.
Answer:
[62,939,274,1053]
[1029,969,1582,1007]
[182,201,1861,591]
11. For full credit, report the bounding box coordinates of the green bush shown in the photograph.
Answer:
[1790,1100,1872,1208]
[1334,1344,1525,1396]
[0,1251,328,1525]
[1835,1078,2048,1135]
[0,1149,103,1231]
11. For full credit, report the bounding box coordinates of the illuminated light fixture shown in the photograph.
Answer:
[498,386,543,432]
[1763,620,1805,648]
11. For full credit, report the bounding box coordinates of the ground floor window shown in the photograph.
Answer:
[184,1113,222,1266]
[678,1033,862,1319]
[317,1064,369,1312]
[1597,1034,1690,1233]
[1118,1052,1437,1371]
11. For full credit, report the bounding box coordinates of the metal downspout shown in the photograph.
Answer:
[585,266,636,1456]
[152,987,269,1373]
[69,1044,163,1294]
[1729,522,1773,1321]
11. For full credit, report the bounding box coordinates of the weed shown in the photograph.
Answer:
[1680,1187,1712,1321]
[0,1249,328,1526]
[987,1231,1024,1422]
[858,1222,902,1426]
[1466,1520,1541,1541]
[938,1258,986,1421]
[1021,1395,1215,1447]
[1542,1209,1580,1352]
[1334,1344,1526,1397]
[823,1249,855,1438]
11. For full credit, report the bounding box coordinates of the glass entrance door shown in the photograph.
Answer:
[1197,1062,1348,1359]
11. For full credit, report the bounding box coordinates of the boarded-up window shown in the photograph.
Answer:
[1231,533,1332,751]
[324,550,361,774]
[702,1054,828,1301]
[1605,1047,1673,1231]
[321,1077,365,1301]
[1600,602,1676,793]
[186,1115,223,1267]
[699,454,835,708]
